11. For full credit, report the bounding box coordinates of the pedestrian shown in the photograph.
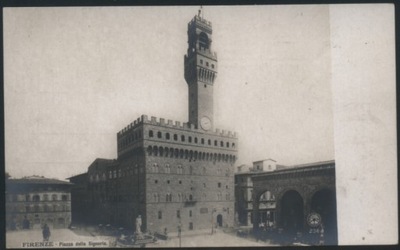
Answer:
[42,224,51,241]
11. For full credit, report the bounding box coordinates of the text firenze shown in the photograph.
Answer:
[22,241,109,248]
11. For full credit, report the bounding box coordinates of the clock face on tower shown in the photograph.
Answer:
[200,116,212,131]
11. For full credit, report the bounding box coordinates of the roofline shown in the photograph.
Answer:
[253,158,277,163]
[286,160,335,168]
[7,179,73,185]
[66,173,88,179]
[234,172,255,176]
[252,160,335,179]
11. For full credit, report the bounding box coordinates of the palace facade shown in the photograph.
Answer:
[5,176,72,230]
[69,13,238,234]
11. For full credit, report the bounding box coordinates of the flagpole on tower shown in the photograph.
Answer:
[198,6,204,19]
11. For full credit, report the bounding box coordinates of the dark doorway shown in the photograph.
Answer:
[311,189,338,245]
[280,190,304,234]
[216,214,223,227]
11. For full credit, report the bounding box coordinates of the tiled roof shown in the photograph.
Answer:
[7,176,73,185]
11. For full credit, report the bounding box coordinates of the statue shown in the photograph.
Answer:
[136,215,142,235]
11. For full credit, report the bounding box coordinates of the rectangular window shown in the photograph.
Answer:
[218,182,221,188]
[200,207,208,214]
[177,210,180,218]
[158,211,162,219]
[189,210,192,217]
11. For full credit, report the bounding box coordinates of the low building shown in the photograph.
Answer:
[5,176,73,230]
[67,173,89,225]
[235,159,280,227]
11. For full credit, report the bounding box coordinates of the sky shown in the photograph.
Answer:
[4,5,334,179]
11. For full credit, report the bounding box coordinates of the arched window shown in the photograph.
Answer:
[149,130,154,137]
[181,135,185,142]
[208,139,211,145]
[154,193,159,202]
[33,195,40,202]
[147,146,153,156]
[199,32,209,50]
[153,163,159,173]
[166,133,170,140]
[174,134,178,141]
[201,138,205,144]
[164,147,169,157]
[214,140,218,146]
[220,141,224,147]
[188,136,192,143]
[177,165,183,174]
[194,137,198,143]
[157,132,162,138]
[185,150,189,159]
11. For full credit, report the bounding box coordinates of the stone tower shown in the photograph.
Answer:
[184,12,218,131]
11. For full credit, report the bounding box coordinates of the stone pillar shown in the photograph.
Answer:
[274,193,282,229]
[252,199,259,231]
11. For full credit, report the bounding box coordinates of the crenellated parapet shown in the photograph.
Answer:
[188,15,212,34]
[117,114,238,139]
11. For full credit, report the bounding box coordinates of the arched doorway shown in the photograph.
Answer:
[280,190,304,234]
[216,214,223,227]
[311,189,337,244]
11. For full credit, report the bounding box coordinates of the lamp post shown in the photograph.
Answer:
[178,222,181,248]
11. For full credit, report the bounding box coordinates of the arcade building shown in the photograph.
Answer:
[69,13,238,234]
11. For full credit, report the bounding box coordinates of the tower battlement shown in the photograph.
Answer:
[188,15,212,33]
[117,114,237,138]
